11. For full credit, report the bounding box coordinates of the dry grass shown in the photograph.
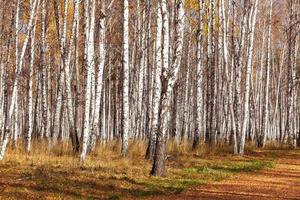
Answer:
[0,140,277,199]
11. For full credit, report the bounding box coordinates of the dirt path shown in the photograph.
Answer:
[148,151,300,200]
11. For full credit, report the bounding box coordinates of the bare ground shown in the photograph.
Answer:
[144,150,300,200]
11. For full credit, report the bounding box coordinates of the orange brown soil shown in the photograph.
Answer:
[145,151,300,200]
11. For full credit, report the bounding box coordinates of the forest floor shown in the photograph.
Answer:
[0,141,299,199]
[144,149,300,200]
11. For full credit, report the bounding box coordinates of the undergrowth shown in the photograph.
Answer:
[0,140,279,199]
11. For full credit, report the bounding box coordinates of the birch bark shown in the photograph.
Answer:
[146,1,162,160]
[151,0,185,177]
[90,5,106,150]
[239,0,258,156]
[193,0,204,149]
[81,0,96,162]
[122,0,130,157]
[262,0,273,147]
[27,1,39,152]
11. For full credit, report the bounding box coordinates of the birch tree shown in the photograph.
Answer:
[27,0,39,153]
[146,1,162,160]
[193,0,204,150]
[151,0,185,177]
[239,0,258,156]
[261,0,273,148]
[81,0,96,162]
[122,0,130,157]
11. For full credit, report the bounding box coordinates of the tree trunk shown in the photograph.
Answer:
[122,0,130,157]
[151,0,185,177]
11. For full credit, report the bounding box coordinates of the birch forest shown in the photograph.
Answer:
[0,0,300,196]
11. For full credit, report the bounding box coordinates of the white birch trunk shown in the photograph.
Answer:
[147,2,162,159]
[27,2,39,152]
[90,6,106,149]
[80,0,96,162]
[151,0,184,176]
[262,0,273,147]
[193,0,204,149]
[64,0,80,152]
[239,0,258,156]
[121,0,130,157]
[41,0,50,139]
